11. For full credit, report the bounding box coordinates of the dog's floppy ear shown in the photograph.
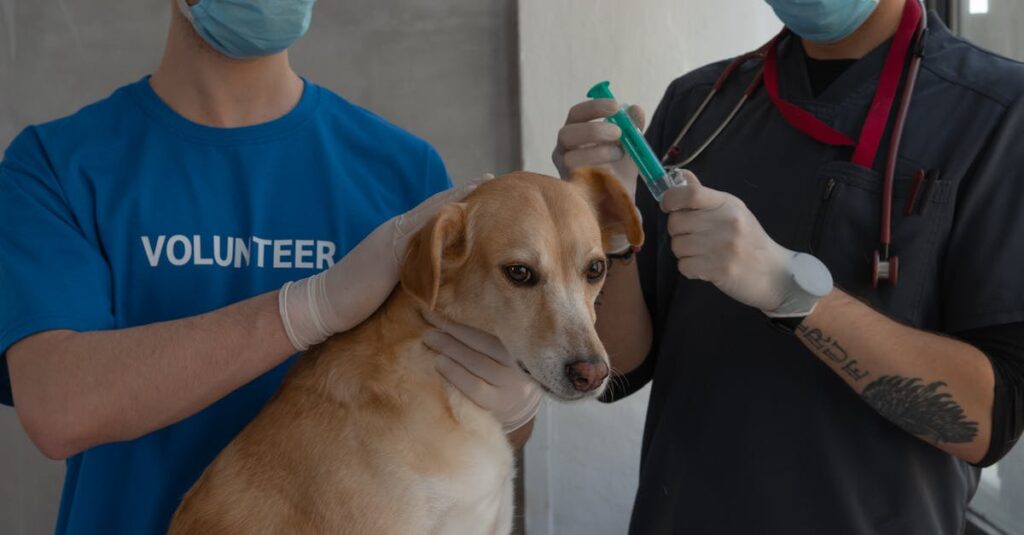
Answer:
[568,167,644,252]
[400,203,469,310]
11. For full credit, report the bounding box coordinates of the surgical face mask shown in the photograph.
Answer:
[176,0,317,59]
[764,0,880,43]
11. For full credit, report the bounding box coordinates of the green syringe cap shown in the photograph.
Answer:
[587,81,615,100]
[585,80,673,199]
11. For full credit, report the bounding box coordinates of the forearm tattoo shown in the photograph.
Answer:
[862,376,979,444]
[796,325,869,381]
[796,325,978,445]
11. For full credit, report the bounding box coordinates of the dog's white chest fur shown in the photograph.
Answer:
[416,385,516,535]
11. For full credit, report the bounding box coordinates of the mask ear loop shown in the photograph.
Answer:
[175,0,195,23]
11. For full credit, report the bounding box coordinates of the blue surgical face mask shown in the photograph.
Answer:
[176,0,317,59]
[764,0,880,43]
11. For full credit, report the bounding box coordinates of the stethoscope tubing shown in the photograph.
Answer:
[661,47,773,170]
[661,10,927,287]
[880,21,928,258]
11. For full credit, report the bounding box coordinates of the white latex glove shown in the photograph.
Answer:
[422,315,543,433]
[661,171,833,317]
[553,99,645,194]
[278,176,492,351]
[553,99,646,253]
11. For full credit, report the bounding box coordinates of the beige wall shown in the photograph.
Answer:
[517,1,780,533]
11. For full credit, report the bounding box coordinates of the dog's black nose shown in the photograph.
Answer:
[565,358,609,392]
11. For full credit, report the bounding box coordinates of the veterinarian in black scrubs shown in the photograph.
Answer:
[555,0,1024,533]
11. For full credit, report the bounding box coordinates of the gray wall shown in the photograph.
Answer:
[0,1,518,533]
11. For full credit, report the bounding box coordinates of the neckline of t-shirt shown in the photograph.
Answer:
[129,75,321,145]
[776,34,892,109]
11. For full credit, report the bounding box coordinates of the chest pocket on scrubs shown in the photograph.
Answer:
[810,160,956,327]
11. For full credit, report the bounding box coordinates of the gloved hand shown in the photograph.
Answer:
[553,99,646,196]
[278,176,492,351]
[661,171,833,317]
[553,99,646,253]
[422,315,543,433]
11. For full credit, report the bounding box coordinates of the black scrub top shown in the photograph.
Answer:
[614,13,1024,535]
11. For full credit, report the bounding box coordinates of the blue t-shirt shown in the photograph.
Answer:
[0,77,450,534]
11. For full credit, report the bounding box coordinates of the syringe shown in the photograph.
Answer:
[586,81,687,201]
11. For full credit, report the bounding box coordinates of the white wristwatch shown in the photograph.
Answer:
[767,252,834,332]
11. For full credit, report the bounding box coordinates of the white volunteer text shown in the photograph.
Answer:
[140,235,337,270]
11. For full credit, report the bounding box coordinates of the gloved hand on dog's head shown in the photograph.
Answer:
[278,175,494,351]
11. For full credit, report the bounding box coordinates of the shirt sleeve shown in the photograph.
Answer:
[601,80,681,402]
[954,322,1024,467]
[943,97,1024,332]
[0,128,115,406]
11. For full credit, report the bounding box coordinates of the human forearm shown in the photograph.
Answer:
[653,175,994,462]
[595,258,652,375]
[798,289,994,463]
[8,291,294,459]
[6,180,481,461]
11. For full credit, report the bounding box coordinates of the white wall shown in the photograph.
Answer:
[518,2,780,533]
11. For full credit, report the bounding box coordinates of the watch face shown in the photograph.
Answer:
[791,253,834,297]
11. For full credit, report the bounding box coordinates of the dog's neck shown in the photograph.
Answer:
[287,288,445,406]
[281,288,506,442]
[377,288,434,336]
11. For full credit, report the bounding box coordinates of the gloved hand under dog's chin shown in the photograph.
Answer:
[422,314,543,433]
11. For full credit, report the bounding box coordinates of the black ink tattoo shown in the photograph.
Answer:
[796,325,870,381]
[862,376,979,444]
[840,359,869,382]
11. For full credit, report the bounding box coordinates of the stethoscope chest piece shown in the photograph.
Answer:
[872,251,900,288]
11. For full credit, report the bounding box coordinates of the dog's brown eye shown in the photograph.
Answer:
[503,264,536,286]
[586,259,606,283]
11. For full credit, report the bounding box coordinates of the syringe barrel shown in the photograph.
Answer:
[587,81,668,196]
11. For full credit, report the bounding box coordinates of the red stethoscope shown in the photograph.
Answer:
[661,0,928,288]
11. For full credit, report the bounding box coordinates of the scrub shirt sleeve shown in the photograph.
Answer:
[955,323,1024,466]
[602,80,681,402]
[943,96,1024,333]
[0,129,115,406]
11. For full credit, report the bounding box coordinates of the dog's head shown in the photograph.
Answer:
[400,168,643,400]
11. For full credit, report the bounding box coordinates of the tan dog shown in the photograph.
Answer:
[167,168,643,534]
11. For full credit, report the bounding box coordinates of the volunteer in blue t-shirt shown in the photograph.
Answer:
[0,1,540,533]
